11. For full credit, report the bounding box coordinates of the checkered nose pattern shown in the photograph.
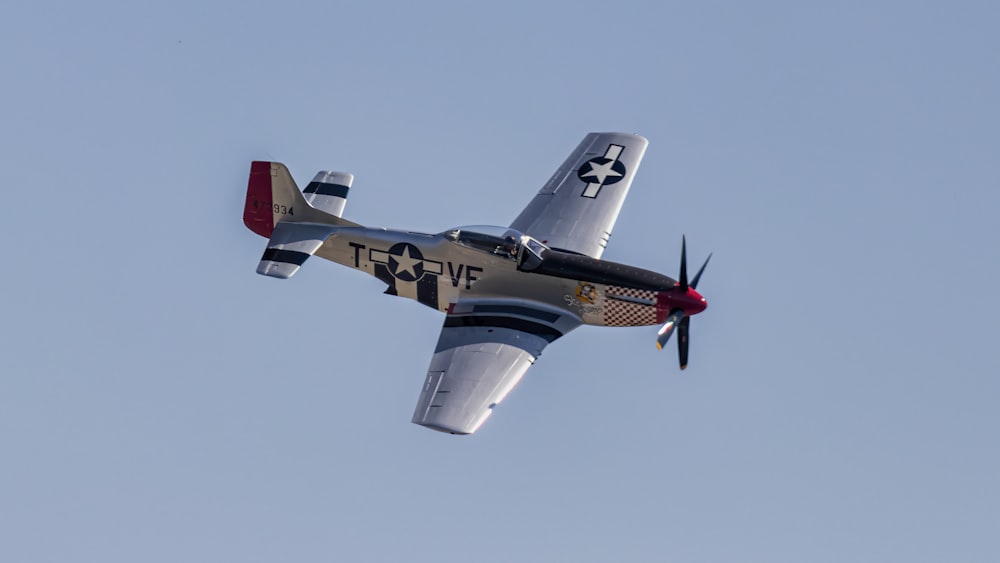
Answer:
[603,286,657,327]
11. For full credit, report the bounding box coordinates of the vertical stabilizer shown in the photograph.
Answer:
[243,161,359,239]
[243,161,309,238]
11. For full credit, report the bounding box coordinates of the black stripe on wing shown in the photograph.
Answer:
[444,315,562,342]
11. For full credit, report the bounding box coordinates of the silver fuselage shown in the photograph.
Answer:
[314,226,673,328]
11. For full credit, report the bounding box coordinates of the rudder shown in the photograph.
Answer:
[243,161,310,238]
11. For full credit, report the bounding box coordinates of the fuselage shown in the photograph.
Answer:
[312,225,705,328]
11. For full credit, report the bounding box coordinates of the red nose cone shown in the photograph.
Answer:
[686,288,707,315]
[655,286,708,322]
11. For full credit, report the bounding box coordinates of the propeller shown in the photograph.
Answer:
[656,236,711,370]
[656,309,684,350]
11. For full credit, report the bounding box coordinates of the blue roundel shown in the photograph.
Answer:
[387,242,424,282]
[577,156,627,186]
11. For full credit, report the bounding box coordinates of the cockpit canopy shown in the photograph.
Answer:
[441,225,548,267]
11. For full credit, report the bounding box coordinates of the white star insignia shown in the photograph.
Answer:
[581,160,623,185]
[392,246,421,277]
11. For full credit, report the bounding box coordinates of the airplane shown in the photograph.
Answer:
[242,132,711,435]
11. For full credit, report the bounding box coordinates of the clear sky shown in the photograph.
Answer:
[2,1,998,561]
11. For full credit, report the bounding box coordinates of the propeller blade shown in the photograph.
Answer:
[656,309,684,350]
[677,316,691,369]
[661,237,709,368]
[679,236,688,291]
[690,253,712,290]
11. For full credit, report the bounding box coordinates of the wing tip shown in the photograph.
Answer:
[587,131,649,144]
[413,421,473,436]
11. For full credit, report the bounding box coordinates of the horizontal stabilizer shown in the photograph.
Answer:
[303,171,354,218]
[257,222,340,279]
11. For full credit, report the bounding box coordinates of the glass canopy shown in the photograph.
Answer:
[441,225,547,263]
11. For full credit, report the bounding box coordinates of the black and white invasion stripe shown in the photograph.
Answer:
[303,170,354,217]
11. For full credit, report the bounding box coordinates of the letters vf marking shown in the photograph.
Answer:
[448,262,482,289]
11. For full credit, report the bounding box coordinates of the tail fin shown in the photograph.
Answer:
[243,161,358,238]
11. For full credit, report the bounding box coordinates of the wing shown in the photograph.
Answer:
[510,132,649,258]
[412,302,580,435]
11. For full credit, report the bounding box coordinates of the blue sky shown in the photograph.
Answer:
[2,1,998,561]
